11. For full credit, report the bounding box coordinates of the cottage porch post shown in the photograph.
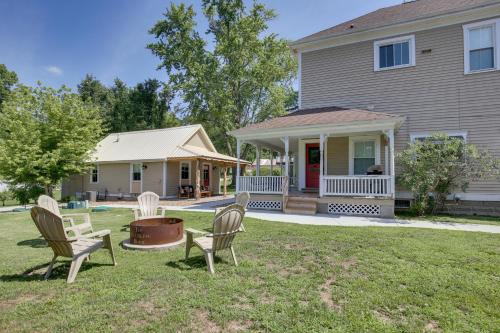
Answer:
[270,150,274,175]
[283,136,289,196]
[162,160,167,198]
[256,145,261,176]
[223,167,228,197]
[388,129,396,199]
[236,139,241,193]
[319,134,325,197]
[195,159,201,200]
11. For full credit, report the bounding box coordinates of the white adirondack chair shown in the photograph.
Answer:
[30,206,116,283]
[37,195,109,239]
[133,191,167,220]
[185,204,245,274]
[215,192,250,231]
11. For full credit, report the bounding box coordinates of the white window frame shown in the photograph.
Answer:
[463,19,500,74]
[89,164,99,184]
[348,135,381,175]
[374,35,416,71]
[131,163,143,182]
[410,131,468,143]
[179,161,191,182]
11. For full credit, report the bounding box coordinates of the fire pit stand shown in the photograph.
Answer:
[122,217,186,251]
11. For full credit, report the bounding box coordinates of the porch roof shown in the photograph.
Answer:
[230,106,404,138]
[168,145,250,165]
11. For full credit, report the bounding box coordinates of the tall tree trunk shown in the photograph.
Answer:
[45,185,54,198]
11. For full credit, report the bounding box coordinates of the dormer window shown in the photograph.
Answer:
[374,35,416,71]
[463,19,500,74]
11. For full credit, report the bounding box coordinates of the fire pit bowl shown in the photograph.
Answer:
[122,217,185,251]
[130,217,183,245]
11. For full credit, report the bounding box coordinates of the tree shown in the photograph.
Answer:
[148,0,296,159]
[0,64,18,108]
[77,74,114,131]
[0,188,11,206]
[397,133,500,215]
[0,84,103,197]
[9,184,44,207]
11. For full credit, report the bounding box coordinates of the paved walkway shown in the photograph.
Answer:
[2,200,499,234]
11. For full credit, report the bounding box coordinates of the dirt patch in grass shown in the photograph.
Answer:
[0,294,38,311]
[373,309,393,324]
[192,310,221,333]
[226,320,252,332]
[319,278,342,312]
[424,320,441,332]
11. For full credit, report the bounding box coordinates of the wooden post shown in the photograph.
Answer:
[236,139,241,193]
[223,167,227,197]
[162,160,167,198]
[389,129,396,199]
[195,159,201,200]
[319,134,325,197]
[256,145,261,176]
[270,150,274,175]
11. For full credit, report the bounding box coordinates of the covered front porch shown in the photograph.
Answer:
[229,107,405,217]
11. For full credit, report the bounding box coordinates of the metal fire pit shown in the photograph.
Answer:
[130,217,184,246]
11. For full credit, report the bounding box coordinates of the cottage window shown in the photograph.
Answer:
[410,131,467,143]
[180,162,190,180]
[464,19,500,73]
[90,165,99,183]
[132,163,142,181]
[349,136,381,175]
[374,35,415,71]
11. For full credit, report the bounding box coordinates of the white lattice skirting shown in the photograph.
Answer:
[248,200,282,210]
[328,203,381,216]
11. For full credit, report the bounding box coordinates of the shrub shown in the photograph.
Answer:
[397,133,499,215]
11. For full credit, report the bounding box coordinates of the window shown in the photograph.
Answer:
[132,163,142,181]
[349,136,381,175]
[90,164,98,183]
[464,19,500,73]
[374,35,415,71]
[180,162,190,180]
[410,131,467,143]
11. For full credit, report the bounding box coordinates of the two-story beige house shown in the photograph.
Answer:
[230,0,500,217]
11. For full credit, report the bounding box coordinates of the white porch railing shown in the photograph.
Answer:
[322,175,392,197]
[238,176,286,194]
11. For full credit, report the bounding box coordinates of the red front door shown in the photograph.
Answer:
[202,164,210,187]
[306,143,320,188]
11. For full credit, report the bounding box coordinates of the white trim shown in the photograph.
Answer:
[374,35,416,71]
[179,160,191,183]
[348,135,381,175]
[130,162,143,194]
[297,51,302,109]
[162,160,167,197]
[298,138,319,190]
[463,18,500,74]
[89,164,99,184]
[410,130,468,142]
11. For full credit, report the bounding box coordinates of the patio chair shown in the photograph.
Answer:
[178,185,194,199]
[185,204,245,274]
[133,191,167,220]
[215,191,250,231]
[37,195,109,239]
[30,206,116,283]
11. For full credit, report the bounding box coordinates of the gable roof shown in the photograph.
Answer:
[230,106,403,136]
[90,124,223,163]
[292,0,499,46]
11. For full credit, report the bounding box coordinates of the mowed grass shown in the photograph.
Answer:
[397,211,500,226]
[0,209,499,332]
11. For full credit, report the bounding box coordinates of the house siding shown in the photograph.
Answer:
[301,20,500,194]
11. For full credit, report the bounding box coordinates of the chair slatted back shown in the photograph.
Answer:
[138,191,160,218]
[37,195,61,216]
[235,192,250,210]
[211,204,245,251]
[31,206,73,257]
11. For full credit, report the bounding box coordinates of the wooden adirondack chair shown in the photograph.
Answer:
[185,204,245,274]
[37,195,109,239]
[215,192,250,232]
[30,206,116,283]
[133,191,167,220]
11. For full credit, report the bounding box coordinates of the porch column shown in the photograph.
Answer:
[162,160,167,198]
[195,159,201,200]
[283,136,289,196]
[256,145,261,176]
[223,167,228,197]
[319,134,325,197]
[270,151,274,175]
[324,137,328,176]
[278,153,282,175]
[388,129,396,199]
[236,139,241,193]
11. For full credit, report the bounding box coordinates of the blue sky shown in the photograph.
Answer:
[0,0,400,90]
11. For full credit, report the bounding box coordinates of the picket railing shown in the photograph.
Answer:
[238,176,286,194]
[322,175,392,197]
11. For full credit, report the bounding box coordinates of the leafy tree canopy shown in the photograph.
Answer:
[0,64,18,108]
[0,84,104,197]
[148,0,297,157]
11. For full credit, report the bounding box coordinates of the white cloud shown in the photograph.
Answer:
[44,65,63,76]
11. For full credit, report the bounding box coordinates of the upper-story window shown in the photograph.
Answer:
[463,19,500,74]
[90,164,99,184]
[410,131,468,143]
[374,35,416,71]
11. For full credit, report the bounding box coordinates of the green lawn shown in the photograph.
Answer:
[397,211,500,226]
[0,209,499,332]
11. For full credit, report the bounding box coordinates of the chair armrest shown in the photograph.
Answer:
[132,208,140,220]
[81,229,111,238]
[160,207,167,216]
[185,228,208,236]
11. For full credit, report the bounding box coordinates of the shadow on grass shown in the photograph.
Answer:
[166,256,225,271]
[0,260,113,283]
[17,238,47,248]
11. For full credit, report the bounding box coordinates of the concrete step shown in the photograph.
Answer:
[284,196,317,215]
[286,201,317,210]
[286,196,318,203]
[284,206,317,215]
